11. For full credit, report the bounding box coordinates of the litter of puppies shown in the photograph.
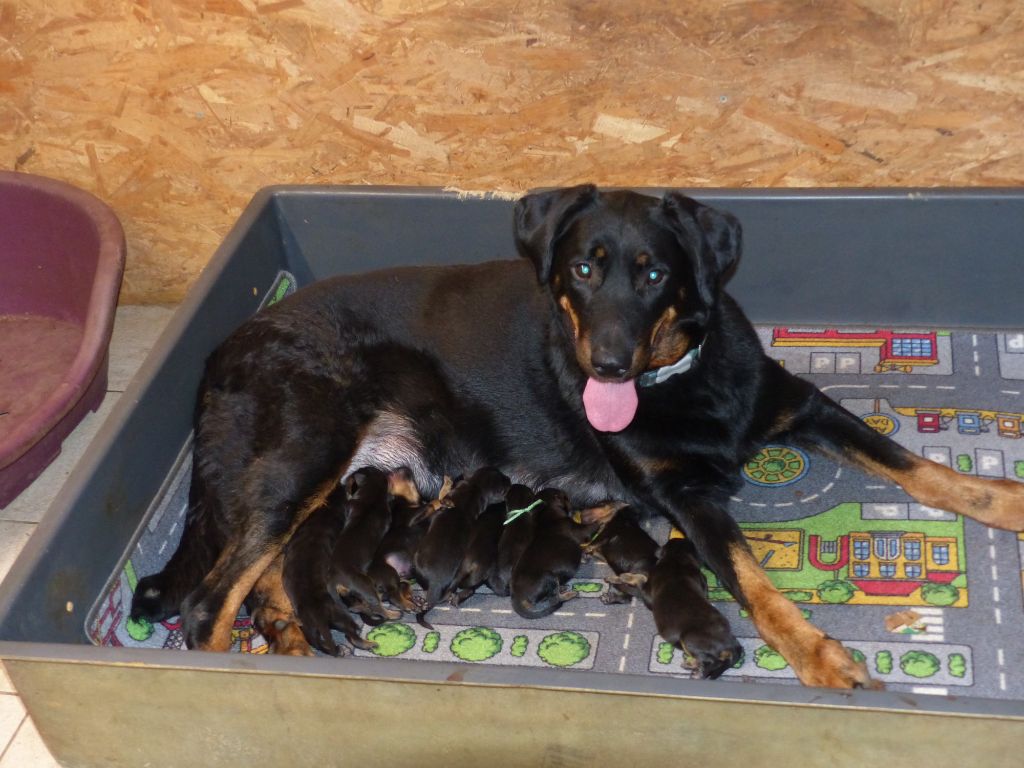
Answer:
[283,464,742,677]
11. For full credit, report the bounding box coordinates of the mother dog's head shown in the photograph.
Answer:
[514,186,742,432]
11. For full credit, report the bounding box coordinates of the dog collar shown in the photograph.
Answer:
[637,338,704,388]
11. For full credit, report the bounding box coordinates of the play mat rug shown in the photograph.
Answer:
[87,274,1024,700]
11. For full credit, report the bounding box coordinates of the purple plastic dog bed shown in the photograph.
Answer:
[0,171,125,507]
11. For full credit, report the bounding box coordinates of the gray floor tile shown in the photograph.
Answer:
[106,305,177,392]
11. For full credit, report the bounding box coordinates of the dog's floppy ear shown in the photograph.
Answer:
[660,192,742,309]
[514,184,598,283]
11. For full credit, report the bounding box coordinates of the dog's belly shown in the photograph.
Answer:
[275,260,629,506]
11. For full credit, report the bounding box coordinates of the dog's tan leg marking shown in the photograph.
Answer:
[249,555,313,657]
[200,474,344,652]
[203,547,282,652]
[730,543,881,689]
[858,453,1024,532]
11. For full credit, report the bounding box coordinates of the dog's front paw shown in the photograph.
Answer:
[797,634,883,690]
[681,627,744,680]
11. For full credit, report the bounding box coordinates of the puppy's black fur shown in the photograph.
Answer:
[413,467,510,627]
[329,467,400,623]
[510,489,597,619]
[642,538,743,680]
[137,186,1024,687]
[367,473,428,614]
[588,506,659,605]
[451,498,507,604]
[281,485,375,655]
[486,484,540,597]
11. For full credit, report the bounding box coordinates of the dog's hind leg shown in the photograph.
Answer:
[248,555,313,657]
[181,471,343,651]
[774,372,1024,531]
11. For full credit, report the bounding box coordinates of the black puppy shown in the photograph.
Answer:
[641,537,743,680]
[486,484,541,597]
[366,468,428,614]
[451,496,508,604]
[281,483,375,656]
[329,467,402,623]
[586,506,659,605]
[413,466,511,627]
[510,488,598,619]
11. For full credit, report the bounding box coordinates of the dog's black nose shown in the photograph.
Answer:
[591,350,631,379]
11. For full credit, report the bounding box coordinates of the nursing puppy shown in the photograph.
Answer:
[487,484,541,598]
[281,486,375,656]
[329,467,402,623]
[510,489,598,619]
[586,506,659,605]
[451,496,508,604]
[413,466,511,627]
[366,469,428,614]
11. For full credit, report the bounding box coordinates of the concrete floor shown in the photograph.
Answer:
[0,305,177,767]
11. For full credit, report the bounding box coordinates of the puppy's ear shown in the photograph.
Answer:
[514,184,598,283]
[660,193,742,309]
[344,470,366,498]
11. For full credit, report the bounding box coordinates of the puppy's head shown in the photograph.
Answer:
[468,466,512,506]
[515,187,741,431]
[344,466,389,500]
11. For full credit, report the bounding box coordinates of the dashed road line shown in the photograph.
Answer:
[994,608,1002,625]
[490,609,512,615]
[618,599,637,674]
[1001,389,1021,396]
[992,586,1001,603]
[584,612,606,618]
[998,648,1005,666]
[992,564,999,580]
[1000,673,1008,691]
[913,686,949,696]
[554,611,575,617]
[800,493,819,503]
[935,385,957,390]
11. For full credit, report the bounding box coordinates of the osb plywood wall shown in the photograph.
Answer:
[2,0,1023,303]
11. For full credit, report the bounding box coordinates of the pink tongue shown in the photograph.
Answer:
[582,378,639,432]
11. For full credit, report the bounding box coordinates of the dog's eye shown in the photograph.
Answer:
[646,268,666,286]
[573,262,593,280]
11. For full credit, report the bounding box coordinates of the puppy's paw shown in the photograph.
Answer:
[681,630,744,680]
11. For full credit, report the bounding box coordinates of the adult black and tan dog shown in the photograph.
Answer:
[132,185,1024,688]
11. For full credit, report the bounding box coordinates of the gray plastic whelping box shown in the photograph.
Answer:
[1,187,1023,767]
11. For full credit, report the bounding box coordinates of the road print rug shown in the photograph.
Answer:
[87,320,1024,701]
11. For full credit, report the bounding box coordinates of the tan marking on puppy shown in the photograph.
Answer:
[855,452,1024,531]
[387,468,420,505]
[636,252,650,267]
[594,246,606,260]
[648,305,691,369]
[578,500,630,525]
[729,543,881,689]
